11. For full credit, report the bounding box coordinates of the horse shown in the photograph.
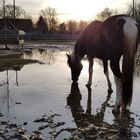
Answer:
[67,15,139,113]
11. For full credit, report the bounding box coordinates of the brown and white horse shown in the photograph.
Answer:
[67,15,139,113]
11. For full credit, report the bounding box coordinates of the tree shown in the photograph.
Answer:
[40,7,58,33]
[67,20,78,34]
[127,2,140,24]
[36,16,48,34]
[58,22,67,34]
[0,0,6,17]
[0,0,5,9]
[6,4,25,18]
[0,0,4,6]
[0,3,25,18]
[78,20,88,33]
[96,8,117,21]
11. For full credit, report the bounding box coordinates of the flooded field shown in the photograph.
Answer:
[0,46,140,140]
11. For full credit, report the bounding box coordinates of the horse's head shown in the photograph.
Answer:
[67,54,83,82]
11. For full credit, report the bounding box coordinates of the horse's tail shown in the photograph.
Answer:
[122,17,138,108]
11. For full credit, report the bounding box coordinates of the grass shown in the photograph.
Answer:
[0,58,43,71]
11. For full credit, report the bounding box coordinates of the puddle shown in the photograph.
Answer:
[0,47,140,140]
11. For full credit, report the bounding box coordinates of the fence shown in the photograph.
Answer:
[24,34,79,42]
[0,30,25,45]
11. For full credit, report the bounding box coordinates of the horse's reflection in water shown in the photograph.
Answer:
[67,82,135,139]
[67,82,112,129]
[67,82,84,127]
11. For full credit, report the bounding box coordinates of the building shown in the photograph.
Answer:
[0,18,34,33]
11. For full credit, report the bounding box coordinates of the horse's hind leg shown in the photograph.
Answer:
[110,59,122,113]
[103,60,113,93]
[86,57,93,87]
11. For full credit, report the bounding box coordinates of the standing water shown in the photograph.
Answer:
[0,47,140,140]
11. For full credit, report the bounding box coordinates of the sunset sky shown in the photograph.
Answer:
[6,0,133,21]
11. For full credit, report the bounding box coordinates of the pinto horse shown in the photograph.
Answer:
[67,15,139,113]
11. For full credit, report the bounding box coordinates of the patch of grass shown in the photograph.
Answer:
[0,48,9,50]
[0,47,18,51]
[0,58,43,71]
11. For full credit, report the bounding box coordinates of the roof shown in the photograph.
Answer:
[0,18,34,32]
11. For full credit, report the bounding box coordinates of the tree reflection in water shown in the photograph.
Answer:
[0,65,22,115]
[0,49,57,115]
[23,49,57,65]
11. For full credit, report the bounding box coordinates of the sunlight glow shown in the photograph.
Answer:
[47,0,110,21]
[8,0,131,21]
[46,0,131,21]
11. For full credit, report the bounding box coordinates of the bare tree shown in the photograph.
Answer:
[96,8,117,21]
[0,0,5,7]
[6,4,25,18]
[40,7,58,33]
[0,3,25,18]
[127,2,140,24]
[0,0,6,17]
[58,22,67,34]
[67,20,78,34]
[78,20,88,33]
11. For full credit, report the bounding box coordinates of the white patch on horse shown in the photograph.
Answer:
[114,76,122,109]
[121,17,138,56]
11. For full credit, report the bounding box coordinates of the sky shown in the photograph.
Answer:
[6,0,133,22]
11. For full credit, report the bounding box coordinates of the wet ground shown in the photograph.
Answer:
[0,45,140,140]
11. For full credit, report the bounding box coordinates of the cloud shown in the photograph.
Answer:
[4,0,132,21]
[6,0,47,18]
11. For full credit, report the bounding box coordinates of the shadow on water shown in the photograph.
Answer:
[66,82,139,139]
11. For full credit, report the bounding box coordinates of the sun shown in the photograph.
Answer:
[47,0,106,21]
[46,0,123,21]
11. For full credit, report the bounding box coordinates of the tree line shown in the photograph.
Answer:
[36,15,88,34]
[0,0,140,34]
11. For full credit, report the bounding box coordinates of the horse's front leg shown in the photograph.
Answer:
[86,58,93,87]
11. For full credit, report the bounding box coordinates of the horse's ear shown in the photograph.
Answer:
[66,54,70,59]
[66,54,71,66]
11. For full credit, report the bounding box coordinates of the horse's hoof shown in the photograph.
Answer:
[86,83,91,87]
[121,109,129,114]
[108,88,113,94]
[121,107,129,114]
[112,108,120,115]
